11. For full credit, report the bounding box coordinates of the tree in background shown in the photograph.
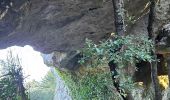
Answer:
[0,51,28,100]
[27,71,56,100]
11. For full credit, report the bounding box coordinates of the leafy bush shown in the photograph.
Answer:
[79,34,154,67]
[54,34,154,99]
[0,51,28,100]
[78,34,154,97]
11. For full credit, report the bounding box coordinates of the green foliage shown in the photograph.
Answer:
[56,68,121,100]
[124,10,137,25]
[79,34,153,67]
[28,71,56,100]
[39,71,56,90]
[78,34,154,97]
[0,75,18,100]
[0,51,28,100]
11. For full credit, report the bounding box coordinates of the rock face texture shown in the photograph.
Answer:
[0,0,151,53]
[0,0,170,69]
[52,68,72,100]
[0,0,115,53]
[42,53,72,100]
[0,0,170,99]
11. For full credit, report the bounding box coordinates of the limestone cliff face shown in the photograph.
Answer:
[42,54,72,100]
[0,0,150,53]
[0,0,115,53]
[0,0,170,69]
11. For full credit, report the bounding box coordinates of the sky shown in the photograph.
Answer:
[0,45,50,82]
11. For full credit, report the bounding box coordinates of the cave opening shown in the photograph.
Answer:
[0,45,58,100]
[0,45,50,82]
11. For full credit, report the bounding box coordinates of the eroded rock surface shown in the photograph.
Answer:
[0,0,170,70]
[0,0,115,53]
[52,68,72,100]
[0,0,152,53]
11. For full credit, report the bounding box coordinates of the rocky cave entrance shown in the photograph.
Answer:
[0,45,58,99]
[0,45,50,82]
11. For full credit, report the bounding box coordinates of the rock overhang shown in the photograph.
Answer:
[0,0,170,70]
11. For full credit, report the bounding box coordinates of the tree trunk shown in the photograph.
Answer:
[112,0,125,35]
[150,55,161,100]
[147,0,161,100]
[16,70,28,100]
[111,0,126,99]
[166,56,170,87]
